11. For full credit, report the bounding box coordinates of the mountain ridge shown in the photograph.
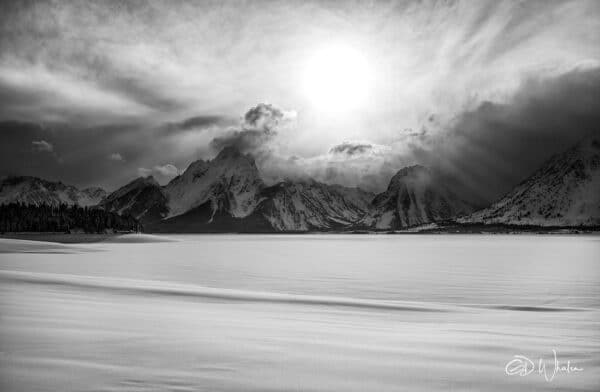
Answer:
[0,176,107,207]
[3,137,598,232]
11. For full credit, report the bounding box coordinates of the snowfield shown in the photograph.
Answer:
[0,234,599,391]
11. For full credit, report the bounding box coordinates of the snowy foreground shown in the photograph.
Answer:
[0,234,599,391]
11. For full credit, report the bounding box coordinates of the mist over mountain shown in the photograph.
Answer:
[358,166,475,230]
[462,136,600,227]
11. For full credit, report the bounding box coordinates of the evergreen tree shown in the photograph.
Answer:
[0,203,141,233]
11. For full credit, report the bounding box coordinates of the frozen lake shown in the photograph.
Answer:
[1,234,599,391]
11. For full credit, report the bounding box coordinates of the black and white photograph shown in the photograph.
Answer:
[0,0,599,390]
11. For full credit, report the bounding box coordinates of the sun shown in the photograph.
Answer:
[302,44,372,113]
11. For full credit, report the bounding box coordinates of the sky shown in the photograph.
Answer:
[0,0,599,202]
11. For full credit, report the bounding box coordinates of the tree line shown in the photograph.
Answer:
[0,203,140,233]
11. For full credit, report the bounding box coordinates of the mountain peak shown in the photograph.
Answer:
[163,145,264,219]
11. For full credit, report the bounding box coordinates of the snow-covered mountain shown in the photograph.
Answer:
[358,165,474,230]
[96,139,600,231]
[9,138,598,231]
[100,176,168,222]
[0,176,106,207]
[164,146,264,219]
[462,136,600,227]
[252,180,374,231]
[101,147,376,232]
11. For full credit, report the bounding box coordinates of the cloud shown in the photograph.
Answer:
[223,68,600,197]
[243,103,286,133]
[0,117,225,191]
[5,59,600,199]
[164,115,232,133]
[137,167,153,177]
[153,164,179,177]
[0,0,598,197]
[0,0,597,133]
[31,140,53,152]
[179,115,227,130]
[108,153,124,162]
[274,141,399,192]
[210,103,296,153]
[137,164,179,184]
[329,142,373,156]
[0,63,153,124]
[406,66,600,203]
[0,121,174,190]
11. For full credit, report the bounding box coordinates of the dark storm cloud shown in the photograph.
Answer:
[0,121,146,189]
[162,115,233,135]
[329,142,373,156]
[0,113,232,190]
[210,130,272,153]
[210,103,293,153]
[177,115,230,131]
[243,104,285,134]
[411,67,600,203]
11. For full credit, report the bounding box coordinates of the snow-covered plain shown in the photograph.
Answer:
[0,234,599,391]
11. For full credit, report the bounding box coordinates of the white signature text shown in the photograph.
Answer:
[505,349,583,382]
